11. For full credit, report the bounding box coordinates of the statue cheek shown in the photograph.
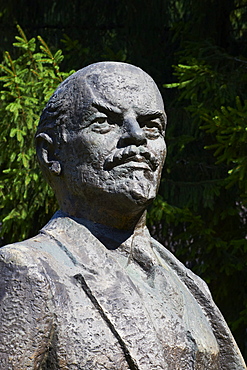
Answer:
[78,130,117,151]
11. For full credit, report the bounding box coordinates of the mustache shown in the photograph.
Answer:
[104,145,159,171]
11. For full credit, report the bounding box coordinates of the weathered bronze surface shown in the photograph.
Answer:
[0,62,246,369]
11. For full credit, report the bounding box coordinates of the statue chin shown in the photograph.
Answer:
[128,191,154,208]
[109,169,158,204]
[66,169,157,209]
[101,182,156,214]
[111,182,156,212]
[126,183,156,204]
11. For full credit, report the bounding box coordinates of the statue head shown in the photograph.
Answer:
[36,62,167,228]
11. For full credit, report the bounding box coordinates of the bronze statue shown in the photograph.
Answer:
[0,62,246,369]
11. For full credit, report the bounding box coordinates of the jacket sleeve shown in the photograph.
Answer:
[0,245,55,369]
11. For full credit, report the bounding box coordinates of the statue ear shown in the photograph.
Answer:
[36,133,61,176]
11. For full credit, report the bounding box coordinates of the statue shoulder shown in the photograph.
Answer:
[0,236,57,369]
[151,237,247,370]
[150,237,212,298]
[0,233,54,271]
[0,228,77,283]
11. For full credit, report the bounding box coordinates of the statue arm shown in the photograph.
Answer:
[0,247,55,369]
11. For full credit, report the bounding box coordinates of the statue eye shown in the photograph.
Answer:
[141,119,163,139]
[91,116,114,133]
[94,117,108,124]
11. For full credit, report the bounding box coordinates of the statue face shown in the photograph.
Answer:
[59,65,167,209]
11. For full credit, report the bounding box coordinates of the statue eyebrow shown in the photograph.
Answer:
[92,101,122,115]
[138,110,164,119]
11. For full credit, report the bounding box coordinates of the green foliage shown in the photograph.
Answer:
[165,46,247,201]
[202,97,247,198]
[0,25,74,245]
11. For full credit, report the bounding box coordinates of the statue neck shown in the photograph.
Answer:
[60,210,147,250]
[58,193,148,231]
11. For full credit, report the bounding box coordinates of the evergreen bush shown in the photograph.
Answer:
[0,26,74,245]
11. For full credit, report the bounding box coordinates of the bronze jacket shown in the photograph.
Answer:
[0,211,246,369]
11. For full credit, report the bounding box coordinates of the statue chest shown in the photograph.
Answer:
[45,251,220,370]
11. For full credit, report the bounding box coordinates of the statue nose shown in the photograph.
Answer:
[118,117,147,147]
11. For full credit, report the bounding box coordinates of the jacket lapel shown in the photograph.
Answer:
[43,213,167,369]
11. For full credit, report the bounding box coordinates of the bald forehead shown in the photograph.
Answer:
[87,74,162,111]
[37,62,165,134]
[76,63,164,114]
